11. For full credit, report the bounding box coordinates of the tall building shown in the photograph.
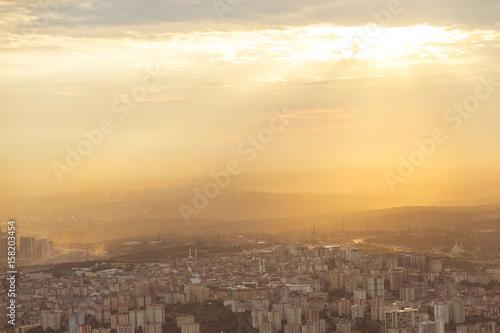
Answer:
[435,319,445,333]
[384,307,418,333]
[145,304,164,324]
[408,274,428,300]
[336,322,351,332]
[434,303,449,324]
[176,314,195,327]
[435,276,454,298]
[330,270,344,290]
[418,320,438,333]
[287,307,302,325]
[42,310,61,331]
[273,303,290,321]
[20,236,36,259]
[345,249,362,267]
[36,239,53,258]
[351,304,364,319]
[95,306,111,324]
[337,298,351,317]
[259,322,274,333]
[400,286,416,301]
[449,302,465,324]
[366,276,384,298]
[311,319,326,333]
[354,289,367,300]
[134,281,150,296]
[283,324,301,333]
[251,297,270,311]
[145,324,162,333]
[128,309,146,329]
[180,323,200,333]
[78,325,92,333]
[485,322,496,333]
[252,310,267,329]
[301,324,315,333]
[371,306,387,321]
[92,328,111,333]
[305,309,319,322]
[117,325,135,333]
[397,253,411,268]
[69,313,86,333]
[185,285,209,303]
[268,311,282,332]
[111,314,129,330]
[389,270,403,291]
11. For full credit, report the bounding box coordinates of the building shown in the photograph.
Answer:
[433,303,449,324]
[117,325,135,333]
[336,321,352,332]
[434,276,454,298]
[417,320,437,333]
[354,289,367,300]
[41,310,61,331]
[251,297,270,311]
[351,304,364,319]
[273,303,290,321]
[287,307,302,325]
[435,319,445,333]
[268,311,282,332]
[69,313,86,333]
[259,322,274,333]
[111,314,129,330]
[451,239,466,255]
[128,309,146,329]
[252,310,267,329]
[145,304,164,324]
[390,270,403,291]
[176,314,195,327]
[409,274,428,300]
[384,307,418,332]
[330,270,344,290]
[400,286,416,301]
[19,236,36,259]
[78,325,92,333]
[449,302,465,324]
[36,239,53,258]
[284,324,301,333]
[301,324,315,333]
[180,323,200,333]
[92,328,111,333]
[366,276,384,298]
[185,285,209,303]
[337,298,351,317]
[145,324,162,333]
[311,319,326,333]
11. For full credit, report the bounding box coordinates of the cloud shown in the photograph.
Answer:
[2,0,500,37]
[1,0,500,186]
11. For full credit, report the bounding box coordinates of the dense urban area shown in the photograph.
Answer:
[2,231,500,333]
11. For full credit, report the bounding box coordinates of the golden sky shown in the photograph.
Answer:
[1,0,500,193]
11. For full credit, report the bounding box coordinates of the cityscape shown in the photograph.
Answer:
[2,0,500,333]
[2,227,500,333]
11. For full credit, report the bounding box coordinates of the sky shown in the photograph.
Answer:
[1,0,499,195]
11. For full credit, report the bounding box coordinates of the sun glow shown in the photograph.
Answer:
[1,24,470,72]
